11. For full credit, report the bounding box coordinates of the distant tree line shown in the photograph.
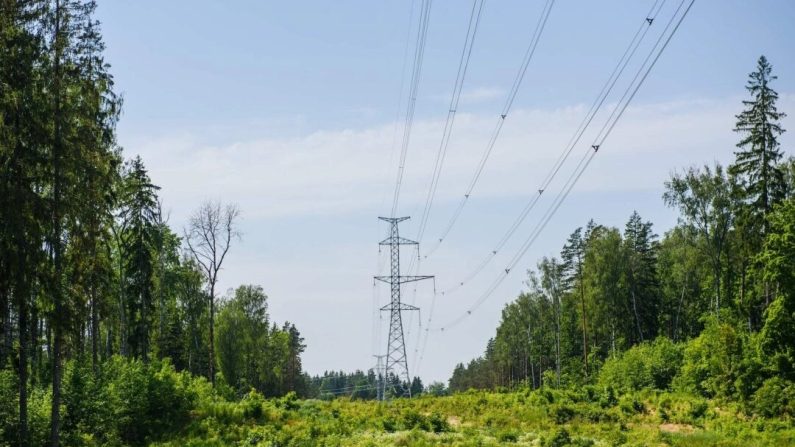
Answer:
[449,56,795,413]
[304,370,425,400]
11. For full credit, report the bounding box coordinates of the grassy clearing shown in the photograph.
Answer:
[152,388,795,446]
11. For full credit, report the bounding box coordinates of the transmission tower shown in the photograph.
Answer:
[373,354,386,401]
[375,217,433,398]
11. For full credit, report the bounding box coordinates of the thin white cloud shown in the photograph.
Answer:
[429,86,505,106]
[458,86,506,104]
[132,95,793,225]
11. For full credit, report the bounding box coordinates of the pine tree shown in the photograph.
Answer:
[118,157,160,361]
[729,56,787,318]
[561,227,589,376]
[730,56,787,230]
[0,2,47,442]
[624,211,660,344]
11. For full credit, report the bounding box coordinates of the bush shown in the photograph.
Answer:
[673,319,749,399]
[545,428,571,447]
[599,337,683,392]
[497,429,519,442]
[0,369,50,446]
[752,377,795,417]
[104,357,196,445]
[0,369,18,445]
[688,399,709,421]
[598,386,618,408]
[61,356,199,446]
[552,404,576,424]
[401,408,429,431]
[428,412,449,433]
[618,395,645,415]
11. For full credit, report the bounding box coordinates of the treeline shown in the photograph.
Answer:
[0,2,306,445]
[304,370,425,400]
[449,56,795,414]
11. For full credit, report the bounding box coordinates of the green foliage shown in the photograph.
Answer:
[215,285,307,397]
[752,377,795,418]
[544,428,571,447]
[0,370,17,444]
[1,8,794,445]
[673,319,752,399]
[148,387,794,446]
[552,404,576,424]
[758,198,795,379]
[62,356,199,446]
[599,337,683,392]
[730,55,787,225]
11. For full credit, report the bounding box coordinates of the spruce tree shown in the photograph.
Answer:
[0,2,47,442]
[118,156,160,361]
[624,211,660,344]
[729,56,787,319]
[730,55,787,230]
[561,227,589,376]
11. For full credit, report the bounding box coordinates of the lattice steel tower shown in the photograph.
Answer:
[375,217,433,398]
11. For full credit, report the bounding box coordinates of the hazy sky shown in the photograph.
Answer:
[95,1,795,384]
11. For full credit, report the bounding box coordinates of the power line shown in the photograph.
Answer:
[423,0,556,256]
[415,0,487,244]
[378,0,419,214]
[433,0,696,333]
[436,0,668,297]
[402,0,486,360]
[320,384,380,396]
[408,0,556,376]
[391,0,435,217]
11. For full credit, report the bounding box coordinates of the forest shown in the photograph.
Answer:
[2,1,795,447]
[447,54,795,404]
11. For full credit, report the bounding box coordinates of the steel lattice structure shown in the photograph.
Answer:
[375,217,433,398]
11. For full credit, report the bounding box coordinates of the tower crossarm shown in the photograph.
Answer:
[374,275,433,284]
[378,216,410,223]
[379,236,419,246]
[380,303,420,312]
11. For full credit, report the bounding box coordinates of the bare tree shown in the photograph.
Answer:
[184,200,240,386]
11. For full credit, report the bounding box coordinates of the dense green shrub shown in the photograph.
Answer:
[752,377,795,418]
[618,395,646,415]
[104,357,197,445]
[60,356,201,446]
[0,370,17,445]
[688,398,709,421]
[497,429,519,442]
[545,428,571,447]
[552,404,576,424]
[599,337,683,392]
[673,319,753,399]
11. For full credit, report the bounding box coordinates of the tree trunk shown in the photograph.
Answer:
[91,285,99,375]
[141,291,148,364]
[579,275,588,377]
[1,291,9,366]
[712,256,722,320]
[674,272,687,341]
[209,283,215,386]
[555,297,561,387]
[30,303,38,387]
[631,288,644,343]
[50,2,64,443]
[18,286,29,445]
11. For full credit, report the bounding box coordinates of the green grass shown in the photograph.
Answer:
[150,388,795,446]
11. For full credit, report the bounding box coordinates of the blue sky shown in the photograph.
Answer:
[96,1,795,383]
